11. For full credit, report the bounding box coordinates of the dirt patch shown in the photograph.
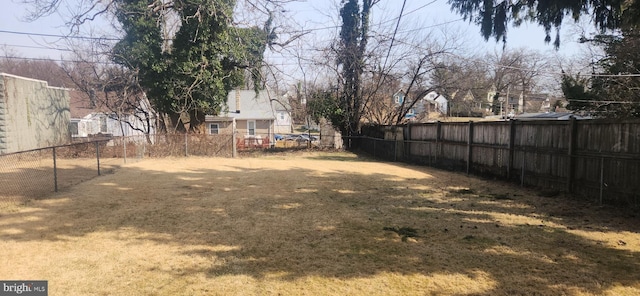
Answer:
[1,151,639,295]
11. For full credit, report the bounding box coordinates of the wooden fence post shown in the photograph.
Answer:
[567,117,576,193]
[406,124,411,161]
[436,121,442,165]
[599,156,604,204]
[467,121,474,174]
[507,120,515,180]
[521,152,526,186]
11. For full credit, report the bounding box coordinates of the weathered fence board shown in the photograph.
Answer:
[358,119,640,207]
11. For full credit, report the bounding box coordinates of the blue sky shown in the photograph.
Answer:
[1,1,70,58]
[275,0,583,53]
[0,0,118,59]
[0,0,586,77]
[0,0,584,57]
[260,0,587,87]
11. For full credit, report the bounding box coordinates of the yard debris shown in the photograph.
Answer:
[383,226,419,242]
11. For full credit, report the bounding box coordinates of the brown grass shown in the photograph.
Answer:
[1,151,639,295]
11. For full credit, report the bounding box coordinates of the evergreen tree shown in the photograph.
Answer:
[337,0,376,136]
[562,29,640,117]
[448,0,640,47]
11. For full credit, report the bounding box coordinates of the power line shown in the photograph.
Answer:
[0,4,462,55]
[0,43,72,52]
[276,1,449,36]
[383,0,407,63]
[0,56,66,62]
[391,38,640,78]
[376,0,440,26]
[3,32,640,79]
[1,5,638,79]
[0,29,120,41]
[394,18,464,35]
[0,55,116,65]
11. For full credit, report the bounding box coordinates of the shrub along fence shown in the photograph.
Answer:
[354,118,640,207]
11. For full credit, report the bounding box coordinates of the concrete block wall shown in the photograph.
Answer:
[0,73,70,154]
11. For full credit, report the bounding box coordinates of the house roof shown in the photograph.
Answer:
[514,112,590,120]
[272,98,290,112]
[69,89,154,119]
[221,90,276,120]
[69,90,100,118]
[423,91,447,102]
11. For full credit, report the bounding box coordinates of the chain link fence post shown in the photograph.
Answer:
[185,133,188,157]
[123,136,128,164]
[96,141,101,176]
[53,147,58,192]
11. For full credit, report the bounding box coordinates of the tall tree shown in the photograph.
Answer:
[63,59,156,140]
[448,0,640,47]
[337,0,377,136]
[563,29,640,117]
[21,0,276,132]
[112,0,269,132]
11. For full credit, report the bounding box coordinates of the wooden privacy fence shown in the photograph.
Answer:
[355,118,640,207]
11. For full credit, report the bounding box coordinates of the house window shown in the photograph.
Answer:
[279,113,285,120]
[209,123,219,134]
[99,116,108,133]
[394,93,404,104]
[247,120,256,136]
[69,121,79,136]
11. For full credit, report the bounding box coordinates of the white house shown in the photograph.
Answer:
[205,89,291,148]
[272,98,293,134]
[69,90,156,140]
[423,91,448,115]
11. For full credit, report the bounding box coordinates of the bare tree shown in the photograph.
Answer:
[0,48,74,87]
[62,44,156,141]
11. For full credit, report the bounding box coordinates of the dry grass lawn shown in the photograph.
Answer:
[1,151,639,295]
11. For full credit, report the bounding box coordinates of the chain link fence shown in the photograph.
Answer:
[0,133,236,208]
[0,141,113,208]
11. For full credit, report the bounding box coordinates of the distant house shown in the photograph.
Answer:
[0,73,70,154]
[206,89,287,148]
[393,90,405,105]
[520,93,561,113]
[273,99,293,134]
[422,91,448,115]
[392,90,424,120]
[449,89,487,117]
[68,90,156,141]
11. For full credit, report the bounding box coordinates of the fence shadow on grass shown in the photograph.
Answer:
[0,162,120,204]
[1,157,639,295]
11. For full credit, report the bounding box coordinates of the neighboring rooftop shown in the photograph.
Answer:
[514,112,591,120]
[222,90,276,120]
